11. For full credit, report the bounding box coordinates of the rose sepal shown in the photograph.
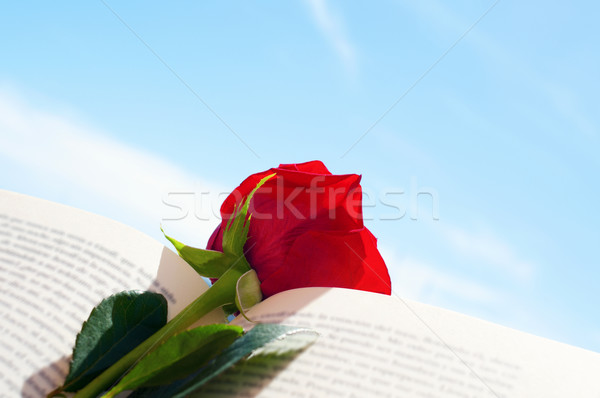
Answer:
[235,269,263,321]
[161,173,276,280]
[161,229,229,278]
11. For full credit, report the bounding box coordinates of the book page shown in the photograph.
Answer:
[196,288,600,398]
[0,190,222,397]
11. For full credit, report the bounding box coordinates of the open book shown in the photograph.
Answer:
[1,189,599,397]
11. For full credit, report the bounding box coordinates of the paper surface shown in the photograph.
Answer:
[202,287,600,397]
[0,190,218,397]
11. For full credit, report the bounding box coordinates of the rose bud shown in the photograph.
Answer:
[207,161,392,298]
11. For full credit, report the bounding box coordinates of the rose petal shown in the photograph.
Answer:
[206,223,223,252]
[278,160,332,175]
[259,227,391,297]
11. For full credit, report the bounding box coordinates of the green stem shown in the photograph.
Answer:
[73,266,245,398]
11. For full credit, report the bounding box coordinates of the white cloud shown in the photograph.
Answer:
[402,0,598,140]
[440,225,534,282]
[0,88,223,247]
[380,246,554,338]
[544,83,598,139]
[305,0,357,76]
[380,246,500,305]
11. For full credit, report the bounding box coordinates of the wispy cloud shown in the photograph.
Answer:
[305,0,357,76]
[0,88,222,246]
[380,246,500,305]
[380,246,555,342]
[402,0,598,141]
[544,83,598,139]
[440,225,534,282]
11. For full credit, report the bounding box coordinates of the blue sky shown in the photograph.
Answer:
[1,1,599,351]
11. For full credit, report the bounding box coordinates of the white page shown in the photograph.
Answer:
[193,287,600,397]
[0,190,222,397]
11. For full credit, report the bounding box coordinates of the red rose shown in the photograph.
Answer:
[207,161,391,297]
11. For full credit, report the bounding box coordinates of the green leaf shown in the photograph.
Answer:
[103,324,244,397]
[162,227,229,278]
[61,291,167,392]
[171,324,318,397]
[222,173,276,256]
[235,269,263,319]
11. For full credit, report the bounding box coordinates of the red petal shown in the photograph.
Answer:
[278,160,332,175]
[260,227,391,297]
[206,223,223,252]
